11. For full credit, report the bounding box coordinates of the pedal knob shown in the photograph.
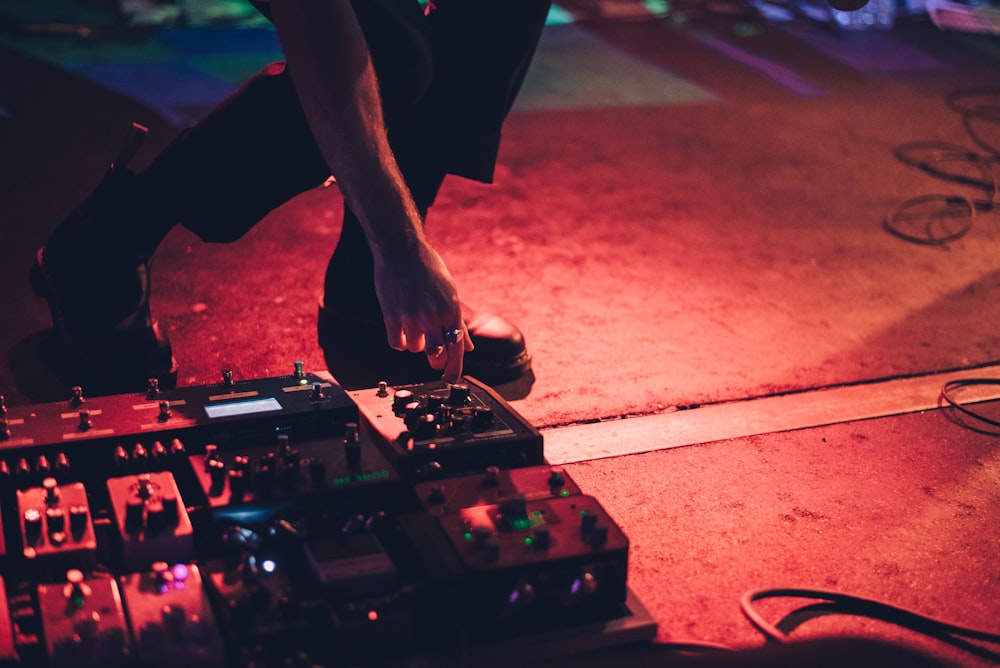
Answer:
[69,505,89,537]
[472,407,495,430]
[133,444,149,471]
[64,569,92,606]
[46,506,67,535]
[392,389,414,416]
[547,467,566,489]
[415,413,438,440]
[78,410,92,431]
[151,441,169,465]
[23,508,42,544]
[448,383,471,406]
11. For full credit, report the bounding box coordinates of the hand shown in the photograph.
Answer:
[372,238,474,383]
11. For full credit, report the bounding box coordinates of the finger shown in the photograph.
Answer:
[405,329,426,354]
[462,323,474,352]
[384,320,406,351]
[441,330,466,384]
[426,344,448,371]
[442,344,464,383]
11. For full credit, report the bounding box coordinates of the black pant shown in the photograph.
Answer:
[144,0,551,251]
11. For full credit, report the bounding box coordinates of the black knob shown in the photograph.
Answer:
[151,441,169,466]
[415,413,438,440]
[55,452,71,476]
[69,505,89,538]
[448,383,471,406]
[392,389,414,416]
[46,506,66,534]
[472,407,495,431]
[133,444,149,471]
[112,446,130,472]
[23,508,42,543]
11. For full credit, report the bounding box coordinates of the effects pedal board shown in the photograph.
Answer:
[0,366,655,666]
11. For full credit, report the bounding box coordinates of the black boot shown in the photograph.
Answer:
[317,208,532,386]
[30,123,177,389]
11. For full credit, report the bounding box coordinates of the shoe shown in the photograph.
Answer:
[317,298,532,385]
[30,125,177,389]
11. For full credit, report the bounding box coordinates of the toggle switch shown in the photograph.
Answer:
[70,386,85,407]
[43,477,60,506]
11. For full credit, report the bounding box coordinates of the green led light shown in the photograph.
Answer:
[508,517,534,531]
[561,489,570,497]
[533,511,542,517]
[463,532,473,541]
[524,536,533,546]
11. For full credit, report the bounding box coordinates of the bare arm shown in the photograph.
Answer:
[269,0,471,380]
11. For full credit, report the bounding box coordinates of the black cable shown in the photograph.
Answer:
[886,88,1000,245]
[939,377,1000,433]
[740,588,1000,662]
